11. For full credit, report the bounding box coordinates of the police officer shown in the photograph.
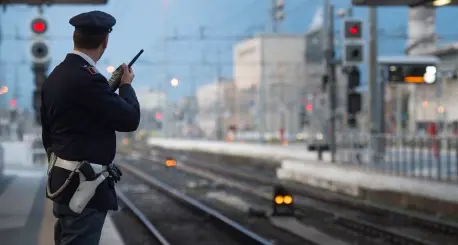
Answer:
[41,11,140,245]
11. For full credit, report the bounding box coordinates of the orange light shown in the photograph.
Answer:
[0,86,8,94]
[165,159,176,167]
[274,195,284,204]
[283,195,293,204]
[405,76,424,83]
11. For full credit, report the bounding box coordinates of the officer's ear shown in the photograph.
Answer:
[102,34,108,49]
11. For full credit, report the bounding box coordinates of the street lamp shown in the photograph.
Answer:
[170,78,179,87]
[107,66,115,73]
[0,86,8,95]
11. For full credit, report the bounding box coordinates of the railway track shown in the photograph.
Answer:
[115,164,276,245]
[121,146,458,245]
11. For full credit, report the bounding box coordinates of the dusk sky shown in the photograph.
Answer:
[0,0,457,110]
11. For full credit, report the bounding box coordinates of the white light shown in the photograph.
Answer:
[437,105,445,114]
[423,73,436,84]
[107,66,115,73]
[316,133,323,140]
[170,78,179,87]
[424,66,437,84]
[433,0,451,7]
[426,66,437,74]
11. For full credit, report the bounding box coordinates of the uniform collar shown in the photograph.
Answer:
[71,50,97,67]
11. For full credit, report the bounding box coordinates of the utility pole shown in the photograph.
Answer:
[368,7,381,163]
[326,4,337,163]
[271,0,284,33]
[396,86,402,135]
[215,48,223,141]
[322,0,338,162]
[13,65,19,103]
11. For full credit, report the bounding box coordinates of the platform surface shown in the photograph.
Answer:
[270,217,350,245]
[0,164,125,245]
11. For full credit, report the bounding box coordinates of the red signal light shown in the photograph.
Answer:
[155,112,163,120]
[349,26,359,35]
[306,104,313,111]
[350,26,358,35]
[10,99,17,107]
[31,18,47,34]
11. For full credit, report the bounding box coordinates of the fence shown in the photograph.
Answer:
[336,133,458,183]
[0,144,3,177]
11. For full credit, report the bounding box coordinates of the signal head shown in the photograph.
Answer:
[344,19,362,39]
[31,17,48,34]
[343,43,364,66]
[30,40,51,65]
[272,185,294,216]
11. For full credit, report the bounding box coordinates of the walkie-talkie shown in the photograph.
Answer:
[107,49,144,92]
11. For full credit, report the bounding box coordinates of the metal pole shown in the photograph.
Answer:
[396,86,402,135]
[368,7,379,163]
[258,41,266,144]
[319,0,329,161]
[271,0,277,33]
[436,77,442,133]
[216,48,223,141]
[326,4,337,163]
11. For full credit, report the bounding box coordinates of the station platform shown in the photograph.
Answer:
[0,164,125,245]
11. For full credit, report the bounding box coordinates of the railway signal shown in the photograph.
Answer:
[30,16,50,65]
[272,185,294,216]
[30,15,50,125]
[347,66,362,128]
[342,18,365,66]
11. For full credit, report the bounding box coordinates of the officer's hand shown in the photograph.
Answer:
[107,164,122,182]
[111,164,123,178]
[120,63,134,86]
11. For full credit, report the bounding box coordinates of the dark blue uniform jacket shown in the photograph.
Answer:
[41,53,140,211]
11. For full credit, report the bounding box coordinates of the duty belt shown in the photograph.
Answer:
[46,153,108,199]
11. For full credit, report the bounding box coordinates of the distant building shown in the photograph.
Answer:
[196,79,236,138]
[135,87,167,131]
[233,34,307,134]
[136,87,167,110]
[234,87,257,130]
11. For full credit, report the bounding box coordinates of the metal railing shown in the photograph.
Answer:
[0,144,4,177]
[336,133,458,183]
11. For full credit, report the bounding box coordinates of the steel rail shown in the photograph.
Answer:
[121,147,455,245]
[159,148,458,236]
[118,163,275,245]
[116,190,172,245]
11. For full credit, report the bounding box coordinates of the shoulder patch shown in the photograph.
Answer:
[81,65,99,75]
